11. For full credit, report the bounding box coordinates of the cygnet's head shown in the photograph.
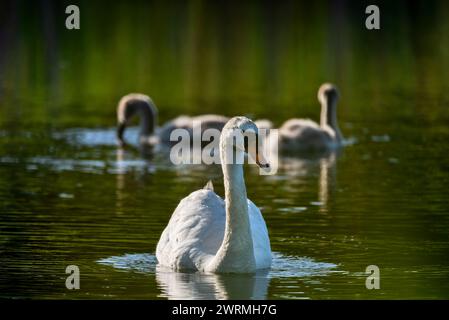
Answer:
[116,93,157,146]
[318,83,339,106]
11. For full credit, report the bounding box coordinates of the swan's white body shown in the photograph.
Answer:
[156,188,271,271]
[156,117,272,273]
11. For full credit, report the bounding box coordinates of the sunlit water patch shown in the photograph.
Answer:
[55,127,140,147]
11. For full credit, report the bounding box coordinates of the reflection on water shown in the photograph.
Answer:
[55,127,123,147]
[98,252,339,300]
[0,155,155,175]
[318,155,336,213]
[263,152,338,214]
[156,270,270,300]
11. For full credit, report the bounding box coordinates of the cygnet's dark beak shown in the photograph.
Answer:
[117,122,126,147]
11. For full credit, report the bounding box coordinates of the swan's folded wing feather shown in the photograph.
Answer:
[279,118,332,152]
[156,189,226,271]
[157,115,191,143]
[280,119,319,132]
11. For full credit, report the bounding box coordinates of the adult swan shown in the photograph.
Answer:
[156,117,272,273]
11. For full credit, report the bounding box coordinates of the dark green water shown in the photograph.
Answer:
[1,0,449,299]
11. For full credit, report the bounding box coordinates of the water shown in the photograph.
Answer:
[97,253,340,300]
[1,0,449,299]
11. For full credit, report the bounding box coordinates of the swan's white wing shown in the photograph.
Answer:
[248,200,272,269]
[156,189,226,271]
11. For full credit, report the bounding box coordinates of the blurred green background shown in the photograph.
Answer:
[1,0,448,127]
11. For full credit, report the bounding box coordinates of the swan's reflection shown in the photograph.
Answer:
[317,154,337,213]
[115,148,126,216]
[155,266,270,300]
[262,151,339,213]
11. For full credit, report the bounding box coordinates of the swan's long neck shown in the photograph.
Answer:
[209,154,256,272]
[139,104,156,137]
[320,98,343,143]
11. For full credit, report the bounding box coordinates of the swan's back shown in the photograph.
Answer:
[192,114,229,131]
[158,114,228,144]
[278,118,333,153]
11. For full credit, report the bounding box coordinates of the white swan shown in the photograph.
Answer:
[275,83,344,154]
[116,93,228,146]
[156,116,272,273]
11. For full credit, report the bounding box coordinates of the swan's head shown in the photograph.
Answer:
[116,93,157,146]
[318,83,339,106]
[220,116,270,169]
